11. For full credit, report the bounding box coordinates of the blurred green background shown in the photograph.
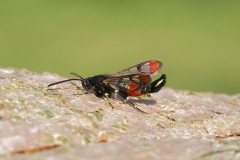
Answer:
[0,1,239,94]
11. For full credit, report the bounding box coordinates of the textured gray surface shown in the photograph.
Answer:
[0,68,240,159]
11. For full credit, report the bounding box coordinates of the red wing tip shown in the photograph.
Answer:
[147,60,162,75]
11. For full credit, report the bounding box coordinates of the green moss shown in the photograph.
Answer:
[48,133,69,146]
[38,109,54,118]
[69,108,84,115]
[55,135,69,144]
[54,146,69,154]
[0,154,7,158]
[18,97,26,105]
[44,93,64,99]
[33,86,45,92]
[112,124,128,133]
[156,123,165,129]
[10,115,22,121]
[3,85,17,90]
[83,135,91,144]
[75,128,92,144]
[88,111,104,121]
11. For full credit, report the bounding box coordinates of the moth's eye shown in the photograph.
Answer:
[82,80,90,89]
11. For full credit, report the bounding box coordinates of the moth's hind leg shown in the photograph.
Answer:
[117,91,147,114]
[126,99,147,114]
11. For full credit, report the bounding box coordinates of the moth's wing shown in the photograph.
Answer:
[112,60,162,76]
[103,74,151,93]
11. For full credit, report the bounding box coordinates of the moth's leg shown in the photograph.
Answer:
[71,82,87,95]
[94,87,105,98]
[104,85,116,98]
[95,84,116,109]
[94,82,113,97]
[126,99,147,114]
[104,93,114,109]
[116,90,128,101]
[109,89,119,100]
[117,91,147,114]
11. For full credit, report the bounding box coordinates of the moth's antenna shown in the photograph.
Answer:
[48,72,84,87]
[48,78,81,87]
[70,72,84,80]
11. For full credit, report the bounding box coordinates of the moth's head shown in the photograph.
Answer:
[81,78,91,90]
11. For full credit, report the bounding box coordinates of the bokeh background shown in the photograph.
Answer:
[0,1,239,94]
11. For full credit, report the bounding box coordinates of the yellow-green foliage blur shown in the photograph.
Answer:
[0,1,239,94]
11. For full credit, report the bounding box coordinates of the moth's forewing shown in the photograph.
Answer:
[112,60,162,76]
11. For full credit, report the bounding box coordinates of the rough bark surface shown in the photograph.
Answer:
[0,68,239,160]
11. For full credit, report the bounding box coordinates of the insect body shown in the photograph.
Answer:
[48,60,166,113]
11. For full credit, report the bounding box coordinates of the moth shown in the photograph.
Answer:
[48,60,166,113]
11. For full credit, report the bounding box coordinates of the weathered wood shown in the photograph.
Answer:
[0,68,239,159]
